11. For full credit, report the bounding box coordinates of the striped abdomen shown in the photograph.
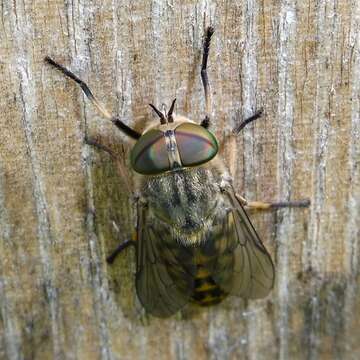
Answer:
[191,251,230,306]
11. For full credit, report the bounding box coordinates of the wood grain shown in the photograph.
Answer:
[0,0,359,359]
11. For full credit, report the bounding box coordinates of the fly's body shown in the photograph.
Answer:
[45,26,310,317]
[130,111,276,316]
[143,166,231,307]
[137,150,235,309]
[140,157,229,307]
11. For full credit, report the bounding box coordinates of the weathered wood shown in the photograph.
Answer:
[0,0,359,359]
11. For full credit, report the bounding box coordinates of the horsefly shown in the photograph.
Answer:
[45,27,309,317]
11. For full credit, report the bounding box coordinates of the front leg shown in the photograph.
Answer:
[45,57,141,140]
[200,26,214,129]
[85,136,133,196]
[232,108,264,134]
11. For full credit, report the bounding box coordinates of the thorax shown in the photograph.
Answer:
[140,166,221,233]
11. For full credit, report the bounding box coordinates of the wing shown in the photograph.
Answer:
[135,204,196,317]
[212,188,275,299]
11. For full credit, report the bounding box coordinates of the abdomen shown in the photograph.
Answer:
[191,248,231,306]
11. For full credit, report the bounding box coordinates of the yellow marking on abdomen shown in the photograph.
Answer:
[191,249,230,306]
[196,282,217,292]
[196,267,211,279]
[192,266,228,306]
[195,292,227,306]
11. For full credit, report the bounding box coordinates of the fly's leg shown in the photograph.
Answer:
[193,26,264,132]
[245,199,311,210]
[219,109,264,148]
[84,138,136,265]
[107,240,135,264]
[85,136,133,194]
[85,136,116,158]
[44,56,141,140]
[232,109,264,134]
[200,26,214,129]
[230,112,309,210]
[236,194,310,211]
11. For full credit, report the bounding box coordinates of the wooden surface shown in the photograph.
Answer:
[0,0,359,359]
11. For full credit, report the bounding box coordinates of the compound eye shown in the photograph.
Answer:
[130,129,169,175]
[175,123,218,167]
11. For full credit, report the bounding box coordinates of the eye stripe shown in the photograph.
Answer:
[133,132,163,164]
[175,131,214,147]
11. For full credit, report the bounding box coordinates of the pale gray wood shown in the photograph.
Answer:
[0,0,359,359]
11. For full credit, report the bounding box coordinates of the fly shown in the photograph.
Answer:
[45,27,310,317]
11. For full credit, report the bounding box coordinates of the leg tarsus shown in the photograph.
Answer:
[107,240,135,264]
[266,199,311,209]
[200,27,214,128]
[220,109,264,147]
[85,136,116,159]
[232,108,264,134]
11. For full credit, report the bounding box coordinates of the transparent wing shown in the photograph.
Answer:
[212,188,275,299]
[135,205,196,317]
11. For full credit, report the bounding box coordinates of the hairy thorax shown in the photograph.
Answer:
[141,167,221,235]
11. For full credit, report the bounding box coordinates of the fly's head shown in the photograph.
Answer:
[130,100,219,176]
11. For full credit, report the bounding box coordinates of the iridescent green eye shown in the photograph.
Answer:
[175,123,218,166]
[130,129,169,175]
